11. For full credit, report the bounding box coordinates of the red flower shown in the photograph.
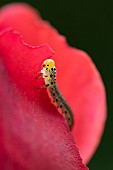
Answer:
[0,3,106,169]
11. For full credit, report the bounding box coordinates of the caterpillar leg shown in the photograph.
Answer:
[37,85,46,90]
[37,84,50,90]
[35,71,43,79]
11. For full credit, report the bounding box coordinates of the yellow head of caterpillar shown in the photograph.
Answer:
[43,59,55,69]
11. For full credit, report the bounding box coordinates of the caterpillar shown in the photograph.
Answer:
[39,59,74,130]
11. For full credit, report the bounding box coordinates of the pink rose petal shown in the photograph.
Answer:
[0,30,88,170]
[0,3,106,163]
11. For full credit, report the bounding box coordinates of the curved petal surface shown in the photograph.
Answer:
[0,30,88,170]
[0,3,106,163]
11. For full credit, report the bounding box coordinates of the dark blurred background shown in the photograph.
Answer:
[0,0,112,169]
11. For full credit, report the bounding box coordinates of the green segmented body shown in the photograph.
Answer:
[41,66,74,130]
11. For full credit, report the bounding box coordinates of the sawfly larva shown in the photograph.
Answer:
[37,59,74,130]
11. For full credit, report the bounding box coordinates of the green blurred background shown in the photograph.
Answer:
[0,0,112,169]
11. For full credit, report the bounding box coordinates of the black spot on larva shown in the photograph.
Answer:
[51,68,53,71]
[65,111,67,114]
[60,105,62,108]
[53,93,55,96]
[43,64,45,67]
[56,99,58,102]
[54,68,56,70]
[46,68,48,70]
[50,74,53,77]
[46,84,49,87]
[54,75,56,77]
[51,82,53,85]
[47,64,49,66]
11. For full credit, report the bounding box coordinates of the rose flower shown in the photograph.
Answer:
[0,3,106,170]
